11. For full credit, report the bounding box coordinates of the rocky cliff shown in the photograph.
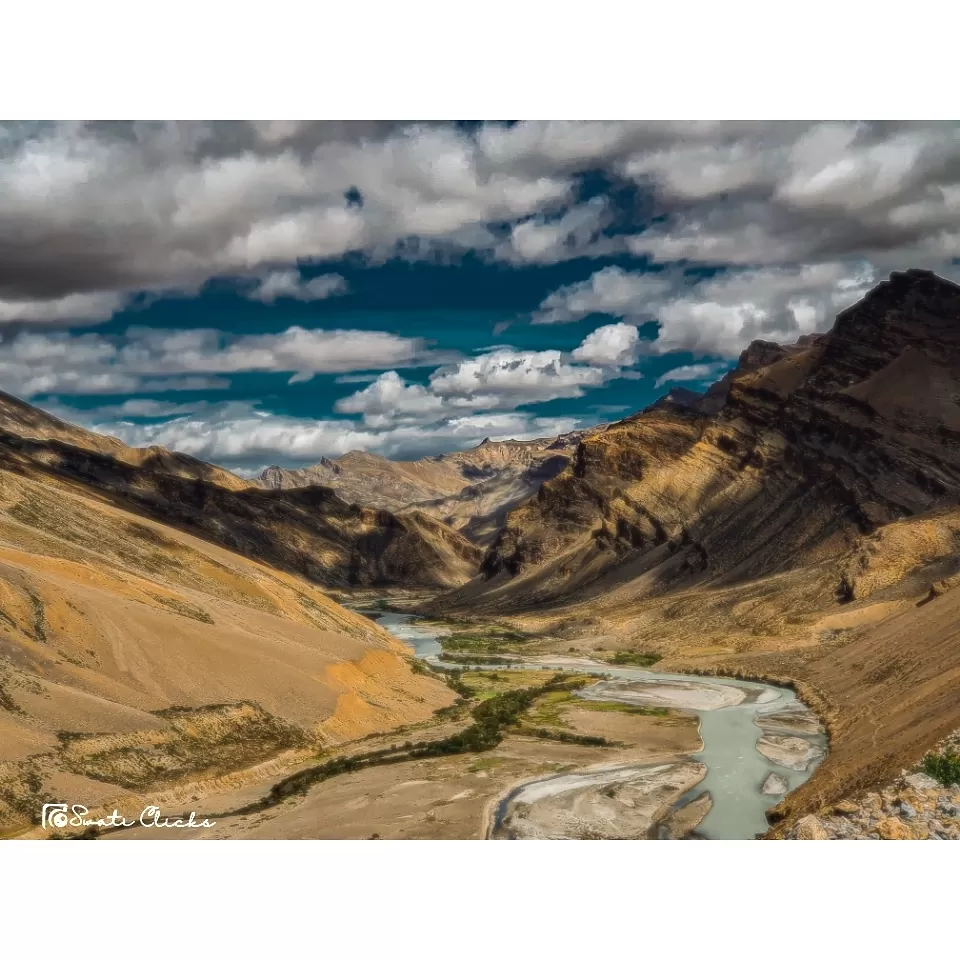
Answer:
[444,270,960,663]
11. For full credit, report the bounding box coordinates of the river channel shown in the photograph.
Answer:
[374,610,827,840]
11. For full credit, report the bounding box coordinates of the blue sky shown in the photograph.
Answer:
[1,121,957,473]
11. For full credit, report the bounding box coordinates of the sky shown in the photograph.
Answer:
[2,120,959,475]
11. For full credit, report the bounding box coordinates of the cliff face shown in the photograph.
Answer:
[448,270,960,659]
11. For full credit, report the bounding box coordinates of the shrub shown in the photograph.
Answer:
[922,751,960,786]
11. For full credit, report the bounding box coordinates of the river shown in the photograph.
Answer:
[373,610,827,840]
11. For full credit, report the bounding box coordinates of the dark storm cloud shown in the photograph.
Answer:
[3,120,960,326]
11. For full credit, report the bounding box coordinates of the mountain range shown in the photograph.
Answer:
[2,268,959,836]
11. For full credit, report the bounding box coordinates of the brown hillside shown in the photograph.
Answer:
[0,427,481,591]
[258,434,586,546]
[0,459,454,834]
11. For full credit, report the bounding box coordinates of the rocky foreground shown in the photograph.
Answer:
[788,731,960,839]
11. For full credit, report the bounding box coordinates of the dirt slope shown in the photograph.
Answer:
[0,427,481,591]
[0,457,454,834]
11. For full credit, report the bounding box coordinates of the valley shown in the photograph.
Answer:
[3,268,960,840]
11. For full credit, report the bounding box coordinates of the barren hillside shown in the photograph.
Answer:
[258,434,586,546]
[0,455,454,834]
[441,270,960,662]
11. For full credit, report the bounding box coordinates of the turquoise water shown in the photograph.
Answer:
[373,611,827,840]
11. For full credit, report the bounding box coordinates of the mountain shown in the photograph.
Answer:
[0,420,456,834]
[0,432,480,594]
[429,268,960,830]
[0,390,252,492]
[645,336,825,417]
[258,433,588,547]
[442,270,960,650]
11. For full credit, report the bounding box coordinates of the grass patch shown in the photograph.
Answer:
[468,756,505,773]
[602,651,662,667]
[922,751,960,786]
[439,627,534,657]
[577,700,668,718]
[525,690,578,727]
[209,673,592,817]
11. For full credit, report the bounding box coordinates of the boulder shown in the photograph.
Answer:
[793,815,829,839]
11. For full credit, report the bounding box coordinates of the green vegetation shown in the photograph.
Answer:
[437,652,513,665]
[525,690,579,727]
[439,627,534,658]
[606,651,662,667]
[578,700,668,717]
[523,727,614,747]
[922,751,960,786]
[209,672,600,818]
[468,756,505,773]
[521,687,668,730]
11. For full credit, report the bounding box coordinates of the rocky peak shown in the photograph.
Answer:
[645,385,706,414]
[259,465,285,489]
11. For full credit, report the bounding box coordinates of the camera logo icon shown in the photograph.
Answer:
[41,803,71,829]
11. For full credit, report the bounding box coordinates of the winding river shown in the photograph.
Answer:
[374,610,827,840]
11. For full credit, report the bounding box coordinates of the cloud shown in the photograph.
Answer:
[0,325,451,398]
[620,122,960,269]
[334,371,448,427]
[654,362,730,389]
[335,345,611,429]
[244,269,347,303]
[571,322,641,367]
[0,290,128,324]
[533,266,677,324]
[535,261,882,357]
[4,121,960,331]
[96,408,588,470]
[429,348,605,404]
[496,198,616,264]
[0,121,572,308]
[333,322,655,430]
[648,262,878,356]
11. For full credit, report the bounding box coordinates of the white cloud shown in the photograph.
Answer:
[535,261,885,357]
[497,198,615,264]
[0,121,574,310]
[571,322,640,367]
[429,348,605,404]
[648,263,878,356]
[244,270,347,303]
[0,325,450,398]
[4,121,960,330]
[533,266,676,324]
[0,290,128,324]
[654,362,729,389]
[334,371,448,427]
[96,408,587,469]
[334,333,642,430]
